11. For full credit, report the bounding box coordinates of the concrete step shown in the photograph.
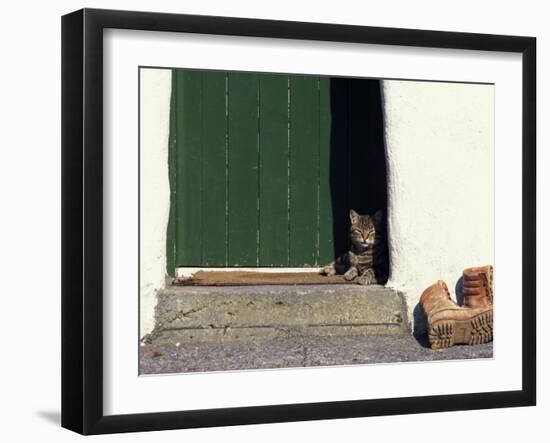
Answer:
[150,284,409,345]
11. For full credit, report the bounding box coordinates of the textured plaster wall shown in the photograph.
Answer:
[382,80,494,325]
[139,69,172,337]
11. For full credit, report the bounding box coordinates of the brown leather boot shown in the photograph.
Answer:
[420,280,493,349]
[462,265,493,308]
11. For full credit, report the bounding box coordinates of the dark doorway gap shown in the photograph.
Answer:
[329,78,388,267]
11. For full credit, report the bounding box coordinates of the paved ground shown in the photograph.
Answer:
[140,335,493,374]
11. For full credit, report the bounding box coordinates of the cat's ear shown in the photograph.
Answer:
[349,209,359,225]
[372,209,384,225]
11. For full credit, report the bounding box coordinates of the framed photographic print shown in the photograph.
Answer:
[61,8,536,435]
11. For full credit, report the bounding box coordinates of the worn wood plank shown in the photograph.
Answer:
[166,70,178,275]
[258,74,290,266]
[175,271,352,286]
[201,71,228,266]
[227,73,259,266]
[318,76,334,266]
[289,75,320,266]
[175,70,203,266]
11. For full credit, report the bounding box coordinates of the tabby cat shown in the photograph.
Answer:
[320,209,388,285]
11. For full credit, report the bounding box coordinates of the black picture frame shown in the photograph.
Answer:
[61,8,536,435]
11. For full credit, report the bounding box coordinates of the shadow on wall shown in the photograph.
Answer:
[35,410,60,426]
[329,78,388,264]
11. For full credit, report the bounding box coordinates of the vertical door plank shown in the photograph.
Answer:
[227,73,259,266]
[166,70,178,276]
[258,74,290,266]
[201,71,228,266]
[175,70,203,266]
[289,75,320,266]
[328,78,351,260]
[318,76,334,266]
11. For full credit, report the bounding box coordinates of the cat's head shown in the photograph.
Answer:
[349,209,384,250]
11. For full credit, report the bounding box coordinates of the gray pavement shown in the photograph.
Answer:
[139,335,493,375]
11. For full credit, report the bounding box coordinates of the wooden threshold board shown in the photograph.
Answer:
[173,271,353,286]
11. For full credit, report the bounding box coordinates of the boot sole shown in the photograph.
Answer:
[428,310,493,350]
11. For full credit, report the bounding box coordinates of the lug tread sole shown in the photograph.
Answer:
[429,310,493,350]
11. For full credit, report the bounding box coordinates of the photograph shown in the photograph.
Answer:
[139,67,495,375]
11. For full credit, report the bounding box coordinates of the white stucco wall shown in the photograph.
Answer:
[138,72,494,335]
[382,80,494,322]
[139,68,172,337]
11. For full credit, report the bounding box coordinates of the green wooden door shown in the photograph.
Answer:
[167,69,386,274]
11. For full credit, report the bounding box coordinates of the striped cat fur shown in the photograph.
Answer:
[320,209,388,285]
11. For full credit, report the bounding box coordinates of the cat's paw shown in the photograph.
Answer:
[356,276,373,285]
[357,270,375,285]
[344,268,358,281]
[320,266,336,276]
